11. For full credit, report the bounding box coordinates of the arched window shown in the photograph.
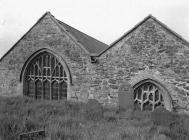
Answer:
[22,50,70,100]
[133,79,170,111]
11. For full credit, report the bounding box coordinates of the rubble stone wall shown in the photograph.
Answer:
[88,18,189,113]
[0,14,92,101]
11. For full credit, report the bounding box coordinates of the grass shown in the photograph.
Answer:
[0,96,189,140]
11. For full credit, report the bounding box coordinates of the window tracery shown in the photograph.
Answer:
[134,82,164,111]
[23,52,68,100]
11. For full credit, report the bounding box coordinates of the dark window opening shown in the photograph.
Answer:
[90,56,98,63]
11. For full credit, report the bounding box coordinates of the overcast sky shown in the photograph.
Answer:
[0,0,189,58]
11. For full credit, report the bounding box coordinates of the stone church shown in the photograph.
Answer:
[1,12,189,113]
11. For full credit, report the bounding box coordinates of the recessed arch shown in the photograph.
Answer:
[132,79,172,111]
[20,48,72,100]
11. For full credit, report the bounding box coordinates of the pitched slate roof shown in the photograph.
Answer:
[48,12,109,56]
[56,19,109,56]
[98,14,189,56]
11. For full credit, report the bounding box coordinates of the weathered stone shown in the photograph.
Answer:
[109,84,119,89]
[93,79,102,85]
[183,86,189,91]
[108,79,117,84]
[177,83,186,87]
[116,69,124,76]
[102,80,108,85]
[178,90,187,96]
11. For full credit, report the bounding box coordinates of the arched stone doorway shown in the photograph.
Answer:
[20,49,71,100]
[133,79,172,111]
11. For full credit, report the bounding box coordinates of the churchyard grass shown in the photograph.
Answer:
[0,96,189,140]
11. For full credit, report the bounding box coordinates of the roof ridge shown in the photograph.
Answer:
[51,17,109,56]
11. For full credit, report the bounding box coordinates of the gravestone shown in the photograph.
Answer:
[19,130,45,140]
[118,81,134,119]
[85,99,103,121]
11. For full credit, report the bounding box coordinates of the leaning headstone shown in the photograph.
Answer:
[118,81,134,119]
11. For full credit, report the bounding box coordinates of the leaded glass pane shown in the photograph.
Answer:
[52,81,59,100]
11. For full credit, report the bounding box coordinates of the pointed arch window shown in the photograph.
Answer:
[23,51,69,100]
[133,79,172,111]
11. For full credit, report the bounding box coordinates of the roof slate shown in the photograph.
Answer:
[54,18,109,56]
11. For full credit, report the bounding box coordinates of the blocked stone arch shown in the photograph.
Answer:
[130,72,173,111]
[20,48,72,100]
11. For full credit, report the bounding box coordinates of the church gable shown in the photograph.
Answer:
[0,12,101,96]
[0,12,90,67]
[94,15,189,112]
[99,15,189,72]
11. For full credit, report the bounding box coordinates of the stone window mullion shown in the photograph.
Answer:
[24,51,68,100]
